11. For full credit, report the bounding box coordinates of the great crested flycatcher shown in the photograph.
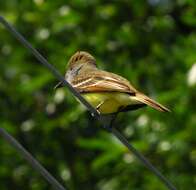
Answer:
[55,51,170,114]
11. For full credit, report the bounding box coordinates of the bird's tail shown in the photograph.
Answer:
[133,93,170,112]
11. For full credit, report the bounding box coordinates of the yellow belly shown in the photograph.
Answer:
[82,92,140,114]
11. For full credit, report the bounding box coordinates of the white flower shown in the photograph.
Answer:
[136,114,149,127]
[36,28,50,40]
[21,119,34,132]
[54,89,65,104]
[46,103,56,114]
[187,63,196,86]
[159,141,171,151]
[123,153,135,163]
[59,6,70,16]
[61,169,71,181]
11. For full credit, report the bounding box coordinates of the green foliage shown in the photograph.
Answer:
[0,0,195,189]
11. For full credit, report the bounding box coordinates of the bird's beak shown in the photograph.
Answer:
[54,81,63,90]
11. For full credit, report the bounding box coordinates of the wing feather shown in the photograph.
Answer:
[71,70,136,94]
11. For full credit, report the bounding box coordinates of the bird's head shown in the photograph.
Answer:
[54,51,96,89]
[67,51,96,70]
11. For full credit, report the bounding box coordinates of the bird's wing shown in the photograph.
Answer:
[69,69,170,112]
[71,70,137,94]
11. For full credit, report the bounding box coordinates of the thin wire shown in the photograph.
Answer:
[112,128,177,190]
[0,16,99,119]
[0,128,66,190]
[0,15,177,190]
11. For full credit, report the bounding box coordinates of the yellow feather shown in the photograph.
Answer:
[82,92,141,114]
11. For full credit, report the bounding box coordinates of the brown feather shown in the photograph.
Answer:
[64,51,170,113]
[71,70,136,94]
[133,93,170,112]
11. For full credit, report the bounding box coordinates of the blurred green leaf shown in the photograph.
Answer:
[0,0,195,189]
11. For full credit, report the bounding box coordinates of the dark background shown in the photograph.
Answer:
[0,0,195,189]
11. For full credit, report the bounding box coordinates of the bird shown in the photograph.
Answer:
[55,51,170,115]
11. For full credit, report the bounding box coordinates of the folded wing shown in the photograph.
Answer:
[71,69,170,112]
[71,70,136,94]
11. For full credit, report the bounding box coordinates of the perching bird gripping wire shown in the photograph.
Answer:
[0,15,177,190]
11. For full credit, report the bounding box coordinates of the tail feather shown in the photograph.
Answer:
[133,93,170,112]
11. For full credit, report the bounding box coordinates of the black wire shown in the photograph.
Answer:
[0,15,177,190]
[112,128,177,190]
[0,128,66,190]
[0,16,99,119]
